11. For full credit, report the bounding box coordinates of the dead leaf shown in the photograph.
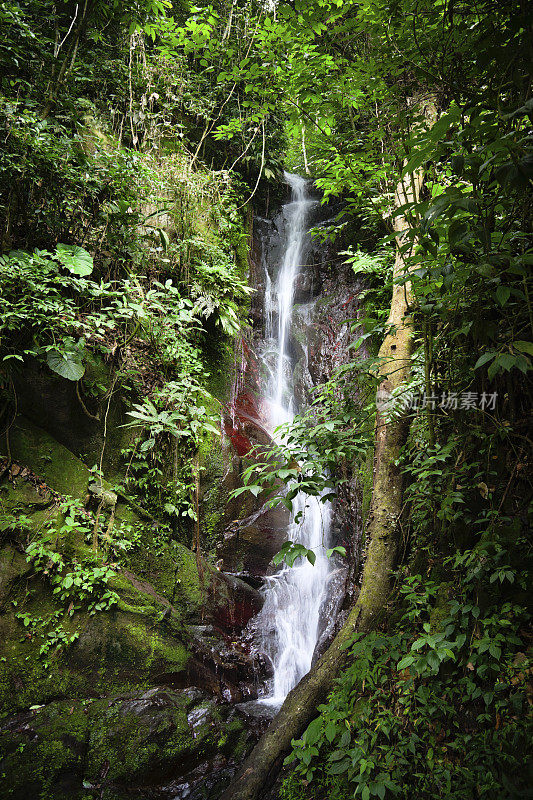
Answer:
[477,482,489,499]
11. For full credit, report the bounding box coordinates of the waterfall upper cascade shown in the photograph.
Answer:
[253,172,333,706]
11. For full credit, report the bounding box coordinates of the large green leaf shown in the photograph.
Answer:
[46,349,85,381]
[55,244,94,276]
[474,352,497,370]
[495,286,510,306]
[513,341,533,356]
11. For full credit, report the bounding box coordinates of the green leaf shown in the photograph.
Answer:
[448,220,469,246]
[304,717,322,746]
[401,148,430,178]
[397,655,415,670]
[46,349,85,381]
[451,154,464,175]
[325,721,336,743]
[202,422,221,436]
[489,644,501,659]
[495,286,510,306]
[513,341,533,356]
[426,651,440,669]
[376,783,387,800]
[474,352,496,369]
[278,469,298,480]
[495,353,518,372]
[328,760,349,775]
[55,244,93,276]
[326,546,347,558]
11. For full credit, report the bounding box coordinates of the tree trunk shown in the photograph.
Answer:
[221,100,436,800]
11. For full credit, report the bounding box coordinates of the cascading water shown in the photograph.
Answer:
[254,172,332,706]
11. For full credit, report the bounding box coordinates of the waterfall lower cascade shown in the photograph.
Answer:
[255,172,332,706]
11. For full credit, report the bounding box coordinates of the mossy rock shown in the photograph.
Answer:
[0,565,190,716]
[0,417,184,603]
[0,688,251,800]
[83,688,219,785]
[0,538,261,719]
[3,416,91,499]
[2,414,137,514]
[197,412,246,555]
[0,699,91,800]
[121,530,201,609]
[0,415,231,610]
[0,545,30,600]
[10,354,131,475]
[0,472,193,715]
[0,410,261,794]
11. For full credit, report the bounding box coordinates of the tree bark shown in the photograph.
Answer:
[221,100,436,800]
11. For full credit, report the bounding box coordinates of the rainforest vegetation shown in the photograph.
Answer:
[0,1,531,799]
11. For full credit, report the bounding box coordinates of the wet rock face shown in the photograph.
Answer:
[216,504,291,577]
[312,565,352,665]
[178,622,265,704]
[211,572,264,630]
[306,268,362,390]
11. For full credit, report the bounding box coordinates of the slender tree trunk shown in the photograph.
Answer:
[220,99,437,800]
[41,0,94,119]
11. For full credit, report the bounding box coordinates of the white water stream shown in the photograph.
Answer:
[255,172,332,706]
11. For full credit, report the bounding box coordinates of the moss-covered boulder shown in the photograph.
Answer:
[0,687,251,800]
[0,415,265,798]
[0,473,262,715]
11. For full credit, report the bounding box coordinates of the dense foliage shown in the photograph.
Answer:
[0,0,257,670]
[215,0,532,797]
[0,0,531,798]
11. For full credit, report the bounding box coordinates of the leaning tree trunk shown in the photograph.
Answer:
[221,100,436,800]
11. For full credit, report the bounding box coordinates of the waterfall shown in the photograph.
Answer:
[254,172,332,706]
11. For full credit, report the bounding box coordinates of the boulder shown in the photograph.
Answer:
[0,687,251,800]
[216,505,291,577]
[0,419,267,799]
